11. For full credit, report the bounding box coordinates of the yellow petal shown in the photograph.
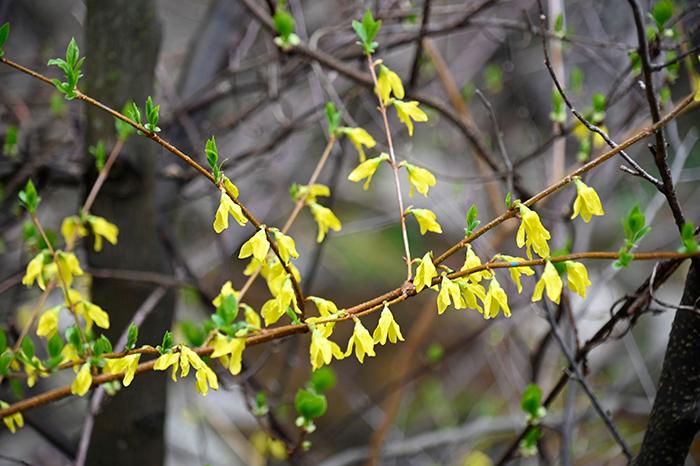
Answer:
[239,228,270,262]
[409,208,442,235]
[309,202,341,243]
[413,252,437,292]
[348,153,389,190]
[404,163,436,197]
[71,363,93,396]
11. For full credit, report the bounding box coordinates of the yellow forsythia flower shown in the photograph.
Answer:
[103,354,140,387]
[153,352,180,381]
[309,329,344,370]
[295,183,330,204]
[0,401,24,434]
[309,202,341,243]
[348,153,389,190]
[212,280,238,308]
[154,346,219,396]
[213,189,247,233]
[516,204,551,259]
[341,127,377,162]
[261,277,298,326]
[483,277,510,319]
[461,245,492,282]
[55,251,84,289]
[272,228,299,264]
[61,215,88,249]
[36,306,60,337]
[532,261,563,304]
[408,208,442,235]
[308,296,339,317]
[392,100,428,136]
[76,300,110,329]
[22,251,50,290]
[413,252,437,292]
[373,303,404,345]
[211,333,246,375]
[497,255,535,293]
[437,275,464,314]
[456,278,486,312]
[222,176,239,198]
[239,228,270,262]
[195,365,219,396]
[376,64,405,104]
[571,179,604,223]
[345,318,376,363]
[86,215,119,252]
[242,304,261,329]
[565,261,591,299]
[404,162,436,197]
[71,363,93,396]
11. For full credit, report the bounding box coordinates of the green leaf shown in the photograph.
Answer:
[353,10,381,54]
[504,191,512,208]
[325,102,341,135]
[554,13,565,38]
[679,222,698,253]
[295,388,327,419]
[158,330,173,354]
[465,204,481,236]
[629,51,642,76]
[144,96,160,133]
[21,337,35,359]
[614,247,634,269]
[47,334,64,358]
[65,326,83,356]
[484,64,503,94]
[519,426,542,457]
[652,0,673,30]
[426,343,444,364]
[126,323,138,350]
[549,89,566,124]
[126,102,142,125]
[50,92,66,117]
[216,294,239,326]
[310,367,336,392]
[18,179,40,214]
[3,125,18,157]
[0,328,6,353]
[521,384,546,419]
[273,8,296,41]
[89,140,106,171]
[66,38,79,67]
[0,22,9,57]
[115,102,136,141]
[0,350,13,376]
[591,92,606,123]
[180,321,206,347]
[254,391,269,416]
[205,136,220,181]
[93,334,113,356]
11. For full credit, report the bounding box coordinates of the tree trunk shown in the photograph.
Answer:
[634,258,700,465]
[83,2,174,465]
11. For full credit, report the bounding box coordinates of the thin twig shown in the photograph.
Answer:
[474,88,514,194]
[407,0,432,89]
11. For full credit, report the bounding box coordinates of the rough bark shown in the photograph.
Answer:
[634,258,700,465]
[83,2,174,465]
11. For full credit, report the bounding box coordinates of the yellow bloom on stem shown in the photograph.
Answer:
[22,251,50,290]
[403,162,436,197]
[213,189,247,233]
[55,251,84,289]
[341,127,377,162]
[483,277,511,319]
[373,303,404,345]
[222,176,239,198]
[76,300,110,329]
[154,352,180,381]
[461,245,492,283]
[532,261,563,304]
[348,153,389,190]
[0,401,24,434]
[437,275,464,314]
[308,296,338,317]
[376,64,405,104]
[71,363,93,396]
[195,364,219,396]
[408,208,442,235]
[571,178,604,223]
[309,329,345,370]
[516,204,551,259]
[36,306,60,337]
[212,280,238,308]
[573,121,607,148]
[86,215,119,252]
[309,202,341,243]
[239,228,270,262]
[456,278,486,312]
[271,228,299,264]
[243,304,261,329]
[497,255,535,293]
[295,183,330,204]
[345,318,376,363]
[211,333,246,375]
[261,277,298,326]
[61,215,87,249]
[565,261,591,299]
[103,354,140,387]
[413,252,437,292]
[392,100,428,136]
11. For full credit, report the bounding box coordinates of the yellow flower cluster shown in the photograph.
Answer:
[1,401,24,434]
[61,215,119,251]
[154,345,219,396]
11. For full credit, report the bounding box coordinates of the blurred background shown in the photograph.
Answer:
[0,0,699,465]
